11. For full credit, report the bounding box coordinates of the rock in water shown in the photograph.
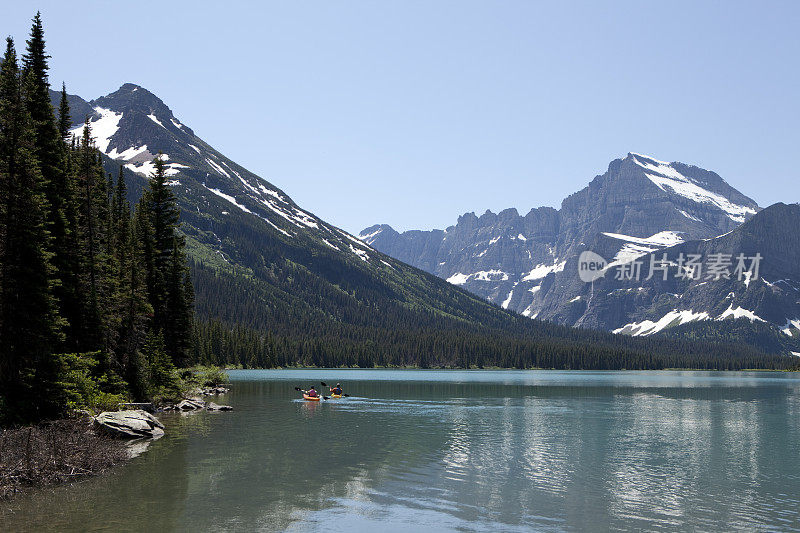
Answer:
[206,402,233,411]
[176,399,205,410]
[95,410,165,438]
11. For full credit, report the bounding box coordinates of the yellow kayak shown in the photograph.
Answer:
[330,393,342,399]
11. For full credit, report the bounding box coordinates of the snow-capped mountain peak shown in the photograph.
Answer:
[57,84,378,266]
[360,153,779,340]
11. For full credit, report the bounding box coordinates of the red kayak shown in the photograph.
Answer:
[303,394,320,401]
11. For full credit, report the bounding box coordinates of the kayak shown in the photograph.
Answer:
[330,394,342,399]
[303,394,320,401]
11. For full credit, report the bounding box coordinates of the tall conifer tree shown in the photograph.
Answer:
[57,82,70,139]
[22,15,81,352]
[0,37,63,422]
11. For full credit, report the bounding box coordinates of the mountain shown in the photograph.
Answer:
[608,202,800,350]
[47,85,752,370]
[360,155,799,354]
[47,85,791,369]
[51,85,509,328]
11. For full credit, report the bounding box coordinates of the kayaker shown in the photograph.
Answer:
[330,383,343,395]
[307,386,318,398]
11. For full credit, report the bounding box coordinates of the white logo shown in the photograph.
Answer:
[578,251,607,283]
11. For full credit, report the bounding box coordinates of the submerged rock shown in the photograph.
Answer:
[94,410,165,438]
[206,402,233,411]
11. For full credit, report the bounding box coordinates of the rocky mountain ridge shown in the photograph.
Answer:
[361,155,799,352]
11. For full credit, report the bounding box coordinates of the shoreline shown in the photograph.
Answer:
[0,417,129,503]
[229,366,798,372]
[1,382,232,504]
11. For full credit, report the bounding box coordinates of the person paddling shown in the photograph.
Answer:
[330,383,343,396]
[306,386,319,398]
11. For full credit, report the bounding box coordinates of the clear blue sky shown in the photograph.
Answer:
[6,1,799,234]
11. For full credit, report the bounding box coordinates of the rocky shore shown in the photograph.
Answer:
[1,385,233,501]
[0,417,127,501]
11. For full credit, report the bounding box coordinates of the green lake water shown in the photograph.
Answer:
[3,369,800,532]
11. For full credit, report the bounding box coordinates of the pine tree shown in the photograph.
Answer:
[74,122,113,352]
[76,120,101,347]
[165,243,193,365]
[54,85,82,351]
[110,166,150,396]
[0,37,63,422]
[21,13,72,325]
[147,155,180,328]
[57,82,70,140]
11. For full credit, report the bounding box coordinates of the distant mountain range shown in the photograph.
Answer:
[360,154,800,354]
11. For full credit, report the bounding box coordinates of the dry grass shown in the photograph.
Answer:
[0,417,127,500]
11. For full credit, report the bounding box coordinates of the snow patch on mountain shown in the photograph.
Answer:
[521,302,538,318]
[613,309,710,336]
[258,184,284,202]
[610,244,658,266]
[206,158,231,179]
[521,261,566,281]
[780,318,800,336]
[717,305,766,322]
[632,154,756,223]
[678,209,703,222]
[473,270,509,281]
[204,186,252,214]
[147,113,166,128]
[124,154,184,177]
[339,230,374,250]
[349,244,369,262]
[501,283,519,309]
[603,231,685,267]
[108,144,148,160]
[68,107,122,152]
[204,184,292,237]
[603,231,685,247]
[359,228,383,243]
[446,273,469,285]
[446,270,511,285]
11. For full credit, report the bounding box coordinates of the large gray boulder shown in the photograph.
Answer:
[95,410,165,438]
[176,399,205,411]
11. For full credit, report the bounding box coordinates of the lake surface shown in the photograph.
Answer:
[3,369,800,532]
